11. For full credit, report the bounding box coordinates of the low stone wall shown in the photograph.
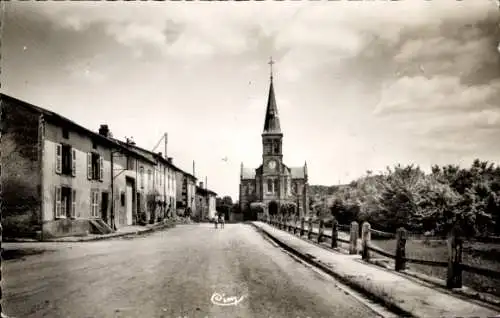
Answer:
[42,219,91,238]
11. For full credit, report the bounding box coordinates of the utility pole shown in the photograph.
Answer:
[164,132,168,159]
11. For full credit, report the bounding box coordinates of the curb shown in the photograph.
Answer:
[251,223,416,318]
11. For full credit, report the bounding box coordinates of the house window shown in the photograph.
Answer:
[87,152,104,181]
[55,186,76,218]
[62,128,69,139]
[56,144,76,177]
[121,192,126,207]
[148,169,152,190]
[61,145,72,175]
[127,158,135,170]
[140,166,144,189]
[92,139,97,149]
[90,190,100,218]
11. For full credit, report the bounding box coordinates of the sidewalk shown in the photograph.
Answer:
[4,220,176,243]
[253,221,500,318]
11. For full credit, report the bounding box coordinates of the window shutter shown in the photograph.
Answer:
[55,186,62,218]
[71,149,77,177]
[87,153,92,180]
[99,156,104,181]
[91,190,97,217]
[71,189,77,218]
[96,190,101,218]
[55,144,62,174]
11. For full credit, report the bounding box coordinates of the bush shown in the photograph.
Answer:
[325,160,500,237]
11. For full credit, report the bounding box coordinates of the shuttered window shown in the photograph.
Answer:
[99,156,104,181]
[55,186,62,218]
[91,190,100,218]
[56,144,62,174]
[71,149,77,177]
[87,153,92,180]
[71,189,77,218]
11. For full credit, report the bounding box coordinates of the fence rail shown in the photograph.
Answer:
[263,215,500,290]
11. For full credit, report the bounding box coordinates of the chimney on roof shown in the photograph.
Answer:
[99,124,110,137]
[126,137,136,146]
[199,182,204,188]
[167,157,173,164]
[158,152,162,158]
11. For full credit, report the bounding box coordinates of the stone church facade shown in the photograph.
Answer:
[239,67,309,219]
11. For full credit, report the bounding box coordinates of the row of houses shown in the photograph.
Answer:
[1,93,218,239]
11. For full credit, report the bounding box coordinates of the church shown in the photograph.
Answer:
[239,60,309,220]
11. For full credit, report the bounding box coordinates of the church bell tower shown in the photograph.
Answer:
[262,57,283,202]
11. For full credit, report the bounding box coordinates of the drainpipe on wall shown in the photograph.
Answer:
[163,166,166,220]
[110,149,115,230]
[38,114,45,241]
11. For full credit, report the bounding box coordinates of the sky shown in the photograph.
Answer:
[2,1,500,201]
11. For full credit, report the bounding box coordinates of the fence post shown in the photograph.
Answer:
[318,219,324,243]
[446,227,463,289]
[300,218,305,236]
[395,227,407,271]
[361,222,371,261]
[308,219,313,240]
[293,216,297,234]
[331,218,338,248]
[349,221,359,255]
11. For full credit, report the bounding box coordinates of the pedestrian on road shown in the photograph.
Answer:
[214,216,218,229]
[218,214,225,229]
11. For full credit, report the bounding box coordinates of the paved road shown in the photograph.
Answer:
[3,223,381,318]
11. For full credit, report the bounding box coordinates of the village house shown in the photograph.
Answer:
[175,167,197,217]
[109,133,180,223]
[195,182,217,221]
[1,94,156,239]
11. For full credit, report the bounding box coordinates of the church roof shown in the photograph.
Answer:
[290,167,305,179]
[241,167,256,179]
[263,78,281,134]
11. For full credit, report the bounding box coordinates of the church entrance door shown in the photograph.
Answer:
[268,201,279,216]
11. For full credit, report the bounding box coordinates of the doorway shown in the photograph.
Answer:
[126,183,134,226]
[101,192,109,223]
[268,200,279,216]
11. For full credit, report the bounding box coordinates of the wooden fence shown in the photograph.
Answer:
[263,215,500,290]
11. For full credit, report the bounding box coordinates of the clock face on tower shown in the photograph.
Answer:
[268,160,277,170]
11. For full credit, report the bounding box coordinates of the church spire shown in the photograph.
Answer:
[263,57,281,134]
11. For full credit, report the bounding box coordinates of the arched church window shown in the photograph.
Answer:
[267,179,273,193]
[274,179,279,193]
[274,143,280,154]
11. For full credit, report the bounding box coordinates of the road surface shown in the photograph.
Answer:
[3,223,382,318]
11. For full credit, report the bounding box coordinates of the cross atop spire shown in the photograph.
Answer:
[268,56,275,81]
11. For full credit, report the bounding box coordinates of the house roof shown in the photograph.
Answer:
[240,165,306,179]
[174,168,197,181]
[241,167,256,179]
[196,186,217,197]
[112,138,183,172]
[1,93,155,165]
[290,167,306,179]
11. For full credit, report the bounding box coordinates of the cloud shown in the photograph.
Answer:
[374,76,500,115]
